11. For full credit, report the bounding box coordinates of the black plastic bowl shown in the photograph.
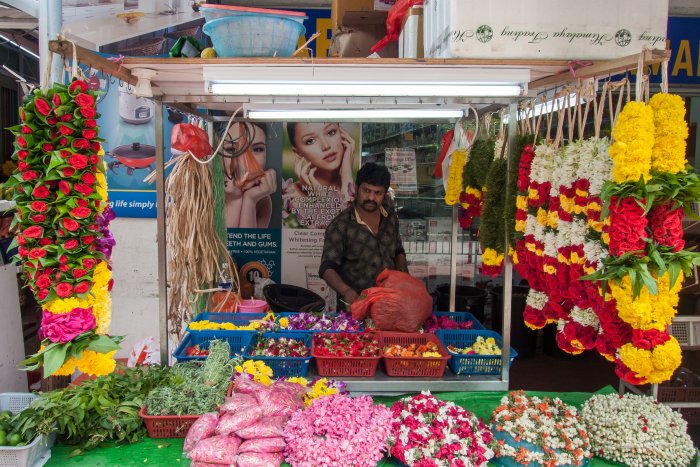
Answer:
[263,283,326,313]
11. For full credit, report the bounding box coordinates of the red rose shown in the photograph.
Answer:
[59,254,68,264]
[79,107,96,118]
[59,125,74,136]
[84,119,97,128]
[70,207,92,219]
[81,172,96,184]
[73,268,88,279]
[89,155,99,165]
[62,218,80,232]
[19,107,26,122]
[16,149,28,160]
[61,114,73,122]
[82,235,95,244]
[60,150,72,159]
[59,180,71,195]
[82,258,96,269]
[63,239,79,250]
[30,201,48,213]
[29,247,46,259]
[82,129,97,139]
[35,274,52,289]
[91,142,101,153]
[69,80,88,94]
[75,93,95,108]
[21,170,39,181]
[21,125,33,134]
[57,229,65,237]
[36,289,49,301]
[77,198,89,208]
[31,185,51,199]
[74,282,91,294]
[58,264,69,273]
[38,237,52,246]
[46,116,58,125]
[17,161,29,171]
[107,279,114,292]
[74,183,93,196]
[72,139,90,150]
[55,282,73,298]
[62,167,76,177]
[68,154,89,169]
[23,226,43,239]
[16,135,28,148]
[30,214,46,223]
[41,143,54,153]
[35,98,51,116]
[59,137,68,147]
[18,247,28,257]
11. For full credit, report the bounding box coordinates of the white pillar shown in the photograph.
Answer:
[38,0,63,87]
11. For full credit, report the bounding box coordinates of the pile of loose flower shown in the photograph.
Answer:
[278,311,363,332]
[581,393,695,466]
[7,78,119,377]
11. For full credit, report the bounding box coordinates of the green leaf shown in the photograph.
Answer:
[87,335,121,353]
[43,343,70,376]
[668,261,682,292]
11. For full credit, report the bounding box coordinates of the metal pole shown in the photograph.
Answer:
[449,204,458,312]
[501,101,517,382]
[38,0,62,86]
[155,101,169,364]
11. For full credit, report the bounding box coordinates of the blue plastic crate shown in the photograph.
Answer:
[432,312,485,330]
[276,312,364,334]
[173,331,253,362]
[244,332,312,377]
[193,312,267,322]
[435,330,517,375]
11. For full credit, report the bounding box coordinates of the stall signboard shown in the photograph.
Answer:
[293,8,333,57]
[648,16,700,85]
[385,147,418,194]
[425,0,668,60]
[280,122,361,311]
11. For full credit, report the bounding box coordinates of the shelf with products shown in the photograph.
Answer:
[362,123,443,148]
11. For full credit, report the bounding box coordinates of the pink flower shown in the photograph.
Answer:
[41,307,96,343]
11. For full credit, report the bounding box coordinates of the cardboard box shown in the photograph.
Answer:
[332,0,387,30]
[329,24,398,57]
[424,0,668,60]
[399,6,424,58]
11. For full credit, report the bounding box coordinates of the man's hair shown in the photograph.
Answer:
[356,162,391,190]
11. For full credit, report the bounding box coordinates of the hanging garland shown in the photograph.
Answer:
[6,78,120,377]
[444,147,468,205]
[459,139,494,228]
[480,140,508,277]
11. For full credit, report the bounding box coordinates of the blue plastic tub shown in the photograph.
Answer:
[173,331,253,362]
[244,332,312,377]
[202,15,306,57]
[435,330,517,375]
[431,312,486,330]
[200,4,307,24]
[192,312,268,323]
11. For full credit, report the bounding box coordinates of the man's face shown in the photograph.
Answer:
[356,182,386,213]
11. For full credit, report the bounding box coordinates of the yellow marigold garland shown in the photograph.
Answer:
[619,337,682,384]
[609,272,682,331]
[649,93,688,174]
[608,101,654,183]
[445,149,468,205]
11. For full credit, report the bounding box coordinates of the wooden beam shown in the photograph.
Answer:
[529,49,671,90]
[49,40,137,86]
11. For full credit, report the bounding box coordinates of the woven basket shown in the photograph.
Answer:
[119,37,166,56]
[164,25,201,40]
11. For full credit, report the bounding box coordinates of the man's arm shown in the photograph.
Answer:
[395,252,408,273]
[321,269,359,306]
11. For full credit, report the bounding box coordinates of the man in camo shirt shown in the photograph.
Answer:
[319,163,408,308]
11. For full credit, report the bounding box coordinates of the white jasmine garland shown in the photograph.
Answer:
[530,143,560,184]
[526,290,548,311]
[577,137,612,195]
[583,239,607,268]
[544,231,558,258]
[581,393,696,467]
[570,306,600,328]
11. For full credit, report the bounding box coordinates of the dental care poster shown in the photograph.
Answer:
[280,122,361,310]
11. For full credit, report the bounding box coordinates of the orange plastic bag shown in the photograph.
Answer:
[351,269,432,332]
[171,123,212,159]
[370,0,424,54]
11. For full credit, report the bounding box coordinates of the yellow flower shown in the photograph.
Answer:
[96,171,108,212]
[528,188,539,200]
[509,247,518,265]
[525,242,537,253]
[588,201,601,212]
[52,356,79,376]
[239,359,273,385]
[619,337,682,384]
[609,271,682,330]
[546,210,559,229]
[544,265,556,274]
[515,219,526,233]
[559,195,575,213]
[279,317,289,328]
[516,195,528,210]
[482,248,504,267]
[445,149,469,205]
[649,93,688,174]
[609,101,654,183]
[286,376,309,386]
[536,208,548,226]
[601,232,610,244]
[75,350,117,377]
[575,189,588,197]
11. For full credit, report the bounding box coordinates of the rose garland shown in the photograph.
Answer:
[388,391,494,467]
[7,79,120,377]
[581,393,695,467]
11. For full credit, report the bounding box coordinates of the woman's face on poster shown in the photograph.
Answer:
[224,122,267,167]
[291,122,344,172]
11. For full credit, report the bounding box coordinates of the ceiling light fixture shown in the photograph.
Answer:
[245,107,466,121]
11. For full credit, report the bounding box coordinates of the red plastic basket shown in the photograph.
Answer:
[139,406,201,438]
[312,338,380,377]
[379,332,450,377]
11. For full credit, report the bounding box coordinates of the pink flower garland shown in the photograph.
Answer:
[283,394,391,467]
[41,307,95,343]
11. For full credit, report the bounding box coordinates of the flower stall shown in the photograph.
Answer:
[14,36,698,466]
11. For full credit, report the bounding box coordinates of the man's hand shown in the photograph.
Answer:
[342,288,359,306]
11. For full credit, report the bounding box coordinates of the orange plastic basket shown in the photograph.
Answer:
[139,406,201,438]
[379,332,450,377]
[312,338,380,377]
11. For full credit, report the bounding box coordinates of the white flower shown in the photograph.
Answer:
[570,306,600,328]
[526,290,548,311]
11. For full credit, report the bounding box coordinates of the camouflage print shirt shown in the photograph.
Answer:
[319,205,405,295]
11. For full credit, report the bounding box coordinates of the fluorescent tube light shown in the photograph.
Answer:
[0,33,39,60]
[210,82,523,98]
[246,108,465,121]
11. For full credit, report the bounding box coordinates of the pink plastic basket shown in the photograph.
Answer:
[237,298,269,313]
